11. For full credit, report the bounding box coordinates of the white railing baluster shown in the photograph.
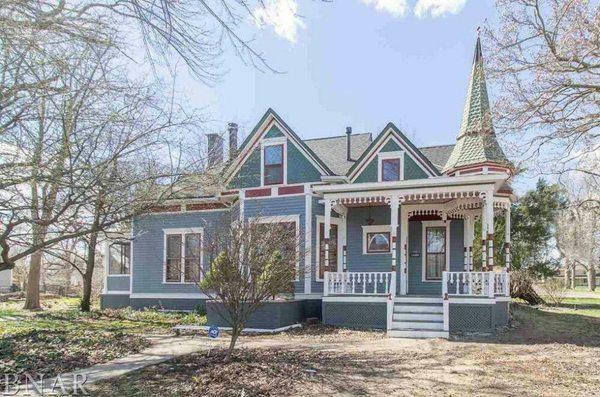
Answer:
[322,271,395,296]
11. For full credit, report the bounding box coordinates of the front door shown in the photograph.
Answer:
[319,223,338,278]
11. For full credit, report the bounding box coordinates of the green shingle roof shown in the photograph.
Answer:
[443,36,510,173]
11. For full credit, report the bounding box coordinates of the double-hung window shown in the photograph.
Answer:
[164,228,203,283]
[263,144,284,185]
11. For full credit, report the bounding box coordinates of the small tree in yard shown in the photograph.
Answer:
[199,215,303,361]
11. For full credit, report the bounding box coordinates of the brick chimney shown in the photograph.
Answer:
[207,133,223,168]
[228,122,238,161]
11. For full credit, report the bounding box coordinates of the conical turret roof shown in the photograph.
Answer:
[444,35,511,174]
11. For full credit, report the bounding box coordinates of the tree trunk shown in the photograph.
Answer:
[226,326,241,362]
[564,263,571,289]
[570,264,576,289]
[588,265,596,292]
[24,250,42,310]
[80,232,98,312]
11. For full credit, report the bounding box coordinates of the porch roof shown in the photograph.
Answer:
[312,174,510,197]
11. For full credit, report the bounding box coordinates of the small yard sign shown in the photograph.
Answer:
[208,325,220,339]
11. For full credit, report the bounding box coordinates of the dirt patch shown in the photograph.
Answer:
[88,303,600,396]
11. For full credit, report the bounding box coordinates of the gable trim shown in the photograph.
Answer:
[348,125,439,182]
[224,109,332,187]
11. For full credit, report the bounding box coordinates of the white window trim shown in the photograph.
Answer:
[315,215,343,281]
[260,136,287,187]
[163,227,204,284]
[421,220,450,283]
[378,151,404,182]
[362,225,392,255]
[251,215,300,281]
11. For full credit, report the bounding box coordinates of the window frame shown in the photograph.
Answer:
[362,225,392,255]
[421,220,450,282]
[107,241,131,276]
[261,137,287,186]
[315,215,343,281]
[163,227,204,284]
[377,151,404,182]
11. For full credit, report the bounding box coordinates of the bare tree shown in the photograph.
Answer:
[485,0,599,180]
[556,182,600,292]
[197,215,305,361]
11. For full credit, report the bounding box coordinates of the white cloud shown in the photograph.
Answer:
[254,0,305,43]
[414,0,468,18]
[361,0,409,18]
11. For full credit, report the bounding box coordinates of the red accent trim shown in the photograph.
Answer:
[392,236,397,243]
[221,190,238,196]
[278,185,304,195]
[408,214,442,221]
[498,189,513,195]
[185,202,227,211]
[460,167,484,175]
[246,188,272,198]
[447,162,512,176]
[149,204,181,213]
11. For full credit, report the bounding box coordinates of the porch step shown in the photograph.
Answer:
[387,329,449,339]
[393,304,442,314]
[391,320,444,330]
[393,312,442,322]
[394,296,443,304]
[388,298,447,339]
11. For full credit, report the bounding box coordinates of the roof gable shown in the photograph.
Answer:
[347,123,440,181]
[224,109,333,188]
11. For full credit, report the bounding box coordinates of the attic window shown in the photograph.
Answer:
[382,159,400,181]
[378,151,404,182]
[263,144,284,185]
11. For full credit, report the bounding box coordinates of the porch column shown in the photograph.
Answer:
[463,215,474,271]
[485,193,495,270]
[324,198,332,273]
[481,198,488,270]
[389,196,400,273]
[504,206,511,272]
[399,203,409,295]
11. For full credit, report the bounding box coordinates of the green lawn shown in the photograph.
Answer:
[0,296,206,382]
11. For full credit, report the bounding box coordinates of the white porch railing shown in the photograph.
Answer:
[494,272,510,296]
[323,271,396,296]
[442,271,510,298]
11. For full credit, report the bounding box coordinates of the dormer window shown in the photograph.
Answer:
[262,139,286,186]
[378,151,404,182]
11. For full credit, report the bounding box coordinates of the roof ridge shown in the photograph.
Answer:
[303,132,372,142]
[418,143,455,149]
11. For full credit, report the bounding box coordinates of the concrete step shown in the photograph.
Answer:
[388,329,449,339]
[393,305,443,314]
[391,320,444,330]
[393,312,443,322]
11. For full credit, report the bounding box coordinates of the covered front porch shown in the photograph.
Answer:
[313,174,513,335]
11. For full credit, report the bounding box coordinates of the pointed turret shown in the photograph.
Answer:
[443,35,511,175]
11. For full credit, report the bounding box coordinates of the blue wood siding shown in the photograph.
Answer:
[131,210,229,294]
[106,276,130,292]
[346,206,393,273]
[244,196,306,293]
[407,219,464,295]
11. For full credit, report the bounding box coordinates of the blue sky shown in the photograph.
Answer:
[184,0,495,141]
[172,0,533,191]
